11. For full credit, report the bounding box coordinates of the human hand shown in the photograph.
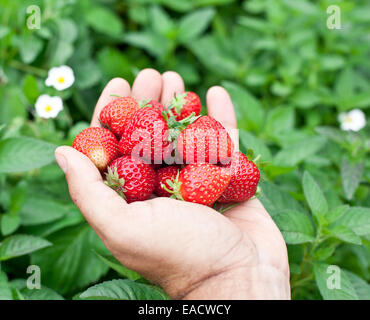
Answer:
[55,69,290,300]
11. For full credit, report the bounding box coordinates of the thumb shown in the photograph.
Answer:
[54,146,128,237]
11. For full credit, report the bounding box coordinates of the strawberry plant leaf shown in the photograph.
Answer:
[20,286,64,300]
[0,271,13,300]
[273,210,315,244]
[344,271,370,300]
[340,158,364,200]
[0,137,57,173]
[94,251,141,281]
[31,224,109,295]
[19,196,70,226]
[274,136,326,167]
[259,181,304,217]
[328,225,362,245]
[222,81,265,132]
[333,207,370,236]
[77,279,169,300]
[313,263,358,300]
[85,6,124,37]
[1,213,20,236]
[0,235,51,261]
[178,8,216,43]
[302,171,328,219]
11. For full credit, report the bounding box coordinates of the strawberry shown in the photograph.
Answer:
[99,96,139,138]
[166,163,231,206]
[72,127,119,171]
[118,106,171,164]
[105,155,156,203]
[155,165,180,197]
[218,152,260,203]
[176,116,234,165]
[168,91,201,121]
[140,99,165,113]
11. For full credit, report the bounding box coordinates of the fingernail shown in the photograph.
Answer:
[55,152,68,173]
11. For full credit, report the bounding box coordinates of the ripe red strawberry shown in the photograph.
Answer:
[155,165,180,197]
[218,152,260,203]
[176,116,234,165]
[72,127,119,171]
[119,106,171,163]
[106,155,156,203]
[140,99,165,113]
[168,163,231,206]
[168,91,201,121]
[99,96,139,138]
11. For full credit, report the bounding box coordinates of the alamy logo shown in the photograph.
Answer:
[326,5,341,30]
[26,265,41,289]
[26,5,41,30]
[326,265,341,290]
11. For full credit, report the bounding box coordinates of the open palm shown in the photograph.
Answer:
[55,69,290,299]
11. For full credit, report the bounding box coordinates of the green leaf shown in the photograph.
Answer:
[21,286,64,300]
[0,137,57,173]
[18,34,43,64]
[94,251,141,281]
[1,214,20,236]
[178,8,216,43]
[259,181,304,217]
[273,210,315,244]
[124,32,169,57]
[345,271,370,300]
[0,235,51,261]
[341,158,364,200]
[23,75,39,103]
[222,81,264,132]
[77,279,169,300]
[334,207,370,236]
[31,224,109,294]
[315,126,347,145]
[274,137,326,167]
[326,205,349,224]
[302,171,328,218]
[314,263,358,300]
[0,272,13,300]
[20,197,69,226]
[85,6,124,37]
[188,36,238,77]
[239,129,272,161]
[264,106,295,136]
[150,6,174,37]
[328,226,362,245]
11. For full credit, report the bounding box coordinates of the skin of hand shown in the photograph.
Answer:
[55,69,291,300]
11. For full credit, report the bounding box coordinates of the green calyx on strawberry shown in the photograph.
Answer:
[105,155,156,203]
[162,163,231,206]
[167,91,201,121]
[105,166,127,199]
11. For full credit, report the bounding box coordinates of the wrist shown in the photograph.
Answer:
[181,265,291,300]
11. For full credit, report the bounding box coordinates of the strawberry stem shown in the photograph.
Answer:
[104,166,127,200]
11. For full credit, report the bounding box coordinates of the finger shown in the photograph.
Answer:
[91,78,131,127]
[206,86,239,149]
[131,68,162,102]
[54,146,130,238]
[160,71,185,106]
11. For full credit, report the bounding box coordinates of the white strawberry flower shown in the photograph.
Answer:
[35,94,63,119]
[338,109,366,132]
[45,65,75,91]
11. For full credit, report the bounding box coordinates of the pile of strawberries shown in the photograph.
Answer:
[72,92,260,207]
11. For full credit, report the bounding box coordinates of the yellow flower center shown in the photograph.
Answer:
[345,115,352,123]
[58,77,65,83]
[45,105,53,112]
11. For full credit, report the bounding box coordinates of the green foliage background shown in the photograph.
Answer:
[0,0,369,300]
